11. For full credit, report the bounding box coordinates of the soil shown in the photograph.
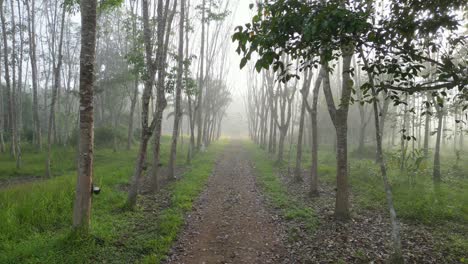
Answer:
[166,142,288,264]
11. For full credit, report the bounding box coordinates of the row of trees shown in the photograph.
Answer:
[0,0,234,233]
[235,0,467,262]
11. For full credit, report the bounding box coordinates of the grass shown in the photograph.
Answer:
[0,136,226,263]
[282,142,468,225]
[0,145,76,180]
[246,141,318,234]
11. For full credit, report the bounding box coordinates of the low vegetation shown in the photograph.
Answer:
[0,138,225,263]
[247,142,318,234]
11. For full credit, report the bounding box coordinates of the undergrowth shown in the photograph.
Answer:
[0,137,224,263]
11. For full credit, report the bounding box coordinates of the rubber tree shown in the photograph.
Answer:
[168,0,186,179]
[127,0,160,208]
[304,68,324,197]
[72,0,98,232]
[0,0,17,161]
[361,49,403,263]
[46,2,67,178]
[25,0,42,150]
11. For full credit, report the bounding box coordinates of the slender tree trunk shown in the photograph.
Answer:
[185,1,194,164]
[442,114,447,147]
[16,0,25,169]
[0,71,4,153]
[127,78,138,150]
[9,0,19,162]
[168,0,185,179]
[196,0,206,151]
[433,104,443,185]
[46,3,66,177]
[309,70,323,197]
[295,70,313,181]
[272,98,277,154]
[152,0,177,190]
[277,128,286,163]
[361,50,403,262]
[294,95,306,181]
[127,0,157,208]
[268,106,274,153]
[72,0,97,233]
[26,0,42,150]
[1,0,14,158]
[400,97,408,171]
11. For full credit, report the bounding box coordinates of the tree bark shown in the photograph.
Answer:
[72,0,97,232]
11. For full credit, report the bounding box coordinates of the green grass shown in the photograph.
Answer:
[0,136,225,263]
[282,143,468,225]
[0,145,76,179]
[246,142,318,234]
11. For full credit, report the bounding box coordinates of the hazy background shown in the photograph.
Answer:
[218,0,253,138]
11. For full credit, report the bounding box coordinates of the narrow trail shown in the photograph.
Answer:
[167,142,287,264]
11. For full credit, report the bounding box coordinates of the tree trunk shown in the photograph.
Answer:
[294,91,307,181]
[152,0,177,189]
[46,3,66,177]
[72,0,97,232]
[0,0,15,158]
[168,0,185,179]
[295,69,314,181]
[127,78,138,150]
[334,115,349,220]
[277,128,286,163]
[196,0,206,151]
[423,92,431,157]
[25,0,42,150]
[8,0,20,164]
[400,97,408,171]
[127,0,158,208]
[361,50,403,262]
[433,104,443,185]
[321,43,353,220]
[309,70,323,197]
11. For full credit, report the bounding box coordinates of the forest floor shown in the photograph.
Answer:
[166,142,288,264]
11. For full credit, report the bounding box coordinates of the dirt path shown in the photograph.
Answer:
[166,142,287,264]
